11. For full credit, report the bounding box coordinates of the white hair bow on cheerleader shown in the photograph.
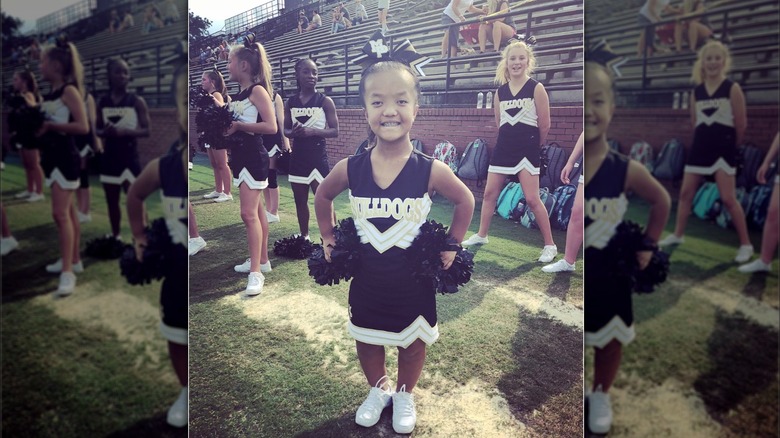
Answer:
[352,30,431,76]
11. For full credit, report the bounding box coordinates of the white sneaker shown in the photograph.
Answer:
[166,386,188,428]
[1,236,19,256]
[462,233,488,246]
[54,271,76,296]
[26,193,45,202]
[542,258,574,273]
[188,162,193,170]
[188,236,207,256]
[203,190,220,199]
[46,259,84,274]
[77,211,92,223]
[659,234,684,246]
[734,245,755,263]
[214,193,233,203]
[355,376,393,427]
[266,211,280,223]
[588,386,612,434]
[738,258,771,273]
[14,190,31,199]
[392,385,416,434]
[245,272,265,295]
[538,245,558,263]
[234,258,272,273]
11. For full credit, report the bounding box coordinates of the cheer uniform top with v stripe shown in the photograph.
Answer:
[489,79,541,175]
[288,92,330,184]
[261,92,284,158]
[584,150,634,348]
[98,92,141,184]
[40,84,81,190]
[347,149,438,348]
[159,144,188,344]
[227,84,269,189]
[685,79,738,175]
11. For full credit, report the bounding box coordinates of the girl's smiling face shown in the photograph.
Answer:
[506,46,529,79]
[584,62,614,144]
[362,68,418,145]
[701,47,726,79]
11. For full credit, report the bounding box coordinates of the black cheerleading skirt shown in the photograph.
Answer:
[228,132,269,190]
[160,245,187,345]
[100,140,141,185]
[685,125,737,175]
[288,138,329,185]
[583,250,635,348]
[262,132,284,158]
[40,134,81,190]
[489,128,541,175]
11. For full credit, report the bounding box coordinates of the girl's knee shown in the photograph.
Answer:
[240,210,258,224]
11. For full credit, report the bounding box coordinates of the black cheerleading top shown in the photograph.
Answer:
[497,79,539,142]
[685,79,738,174]
[228,84,264,145]
[159,146,188,247]
[99,92,140,152]
[584,150,629,266]
[40,85,78,154]
[288,92,327,148]
[261,91,284,156]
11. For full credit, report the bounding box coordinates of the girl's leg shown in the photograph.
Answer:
[51,185,75,272]
[103,183,123,237]
[32,151,44,194]
[441,31,450,58]
[69,200,81,264]
[21,149,34,193]
[492,22,515,52]
[356,341,388,388]
[475,173,507,237]
[759,183,779,264]
[265,157,279,215]
[291,182,311,236]
[207,148,221,193]
[168,342,188,386]
[396,339,426,392]
[563,183,584,264]
[671,172,704,238]
[674,22,685,52]
[257,192,270,264]
[713,170,751,246]
[689,21,712,51]
[215,149,231,195]
[188,202,200,238]
[518,170,555,246]
[593,339,622,391]
[478,24,490,53]
[78,156,90,214]
[239,183,263,272]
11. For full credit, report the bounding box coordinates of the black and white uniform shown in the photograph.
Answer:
[40,84,81,189]
[76,94,94,157]
[288,92,330,184]
[347,150,438,348]
[227,84,269,189]
[584,150,634,348]
[489,79,541,175]
[203,90,221,149]
[262,92,284,158]
[159,145,188,345]
[99,93,141,184]
[685,79,738,175]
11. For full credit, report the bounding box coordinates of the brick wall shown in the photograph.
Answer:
[606,106,779,156]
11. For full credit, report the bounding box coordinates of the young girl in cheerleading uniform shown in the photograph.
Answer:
[37,39,90,295]
[285,58,339,239]
[543,131,584,272]
[462,41,558,263]
[200,68,233,203]
[225,40,277,294]
[583,50,671,434]
[76,89,102,222]
[126,63,189,427]
[314,61,474,434]
[96,58,151,240]
[262,91,291,223]
[659,41,754,262]
[10,69,45,202]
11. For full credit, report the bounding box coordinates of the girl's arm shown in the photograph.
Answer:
[467,3,484,16]
[86,94,104,153]
[122,95,151,138]
[730,82,747,146]
[40,85,89,136]
[313,158,350,260]
[293,96,339,139]
[534,82,551,145]
[212,92,225,107]
[126,158,161,260]
[757,132,779,184]
[274,94,292,151]
[429,160,475,268]
[625,159,671,268]
[493,89,500,128]
[283,98,295,140]
[561,131,584,184]
[227,86,277,135]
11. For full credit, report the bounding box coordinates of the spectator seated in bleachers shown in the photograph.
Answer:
[339,2,352,28]
[142,4,165,34]
[108,9,121,34]
[441,0,486,58]
[306,10,322,32]
[331,7,347,34]
[636,0,682,57]
[161,0,181,25]
[674,0,713,53]
[298,10,310,34]
[118,9,135,32]
[478,0,517,53]
[351,0,368,26]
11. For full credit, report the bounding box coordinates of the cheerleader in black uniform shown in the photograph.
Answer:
[75,89,102,223]
[284,58,339,238]
[659,41,754,262]
[126,62,189,427]
[9,69,45,202]
[314,61,474,434]
[96,58,151,239]
[199,68,232,203]
[462,41,558,263]
[224,38,277,295]
[261,91,291,223]
[36,39,90,295]
[583,55,670,435]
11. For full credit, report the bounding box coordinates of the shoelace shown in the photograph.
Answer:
[394,384,415,414]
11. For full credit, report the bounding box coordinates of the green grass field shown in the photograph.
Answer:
[1,156,187,438]
[585,196,779,437]
[188,153,584,437]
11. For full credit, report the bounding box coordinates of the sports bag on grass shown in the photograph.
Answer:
[735,143,763,190]
[433,141,459,173]
[539,142,567,190]
[496,181,524,219]
[456,138,489,184]
[629,141,654,172]
[692,182,721,220]
[517,187,556,228]
[551,184,578,230]
[746,183,773,229]
[652,138,685,181]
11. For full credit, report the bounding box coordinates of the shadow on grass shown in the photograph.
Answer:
[295,409,405,438]
[741,273,769,300]
[497,310,582,437]
[2,222,66,303]
[105,414,187,438]
[692,310,778,429]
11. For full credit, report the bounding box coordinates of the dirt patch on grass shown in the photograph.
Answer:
[690,281,780,330]
[487,281,584,330]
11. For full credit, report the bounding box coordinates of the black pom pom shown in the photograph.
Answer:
[191,87,234,150]
[406,220,475,294]
[85,236,126,259]
[119,244,153,285]
[274,234,317,259]
[601,221,670,294]
[8,104,46,149]
[307,218,362,286]
[635,249,670,293]
[118,218,175,286]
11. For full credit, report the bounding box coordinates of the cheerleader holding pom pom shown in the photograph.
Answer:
[313,32,474,434]
[9,69,45,202]
[198,67,233,202]
[583,41,671,434]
